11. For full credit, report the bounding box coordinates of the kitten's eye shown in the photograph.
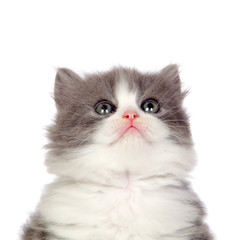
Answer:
[141,99,160,114]
[95,101,116,115]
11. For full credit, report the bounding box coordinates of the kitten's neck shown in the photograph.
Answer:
[56,171,187,190]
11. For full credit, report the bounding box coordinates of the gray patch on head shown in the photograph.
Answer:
[46,68,120,152]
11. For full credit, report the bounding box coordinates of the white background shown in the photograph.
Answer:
[0,1,240,239]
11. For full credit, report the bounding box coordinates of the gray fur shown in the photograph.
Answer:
[21,214,47,240]
[165,181,214,240]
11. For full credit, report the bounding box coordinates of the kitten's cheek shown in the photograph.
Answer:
[113,123,131,137]
[95,119,130,143]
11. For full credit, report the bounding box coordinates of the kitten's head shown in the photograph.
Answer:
[46,65,195,182]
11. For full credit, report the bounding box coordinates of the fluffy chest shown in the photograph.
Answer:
[38,178,198,240]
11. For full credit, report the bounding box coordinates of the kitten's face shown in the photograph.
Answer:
[46,65,194,181]
[48,65,191,150]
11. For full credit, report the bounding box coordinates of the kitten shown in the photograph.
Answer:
[21,65,213,240]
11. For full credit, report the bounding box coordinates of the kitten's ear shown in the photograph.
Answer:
[160,64,181,87]
[54,68,82,109]
[160,64,187,102]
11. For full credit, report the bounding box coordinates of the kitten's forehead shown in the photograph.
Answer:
[115,75,138,110]
[114,67,161,105]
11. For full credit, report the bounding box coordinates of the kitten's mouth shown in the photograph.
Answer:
[120,125,143,139]
[124,126,141,134]
[109,125,143,145]
[109,121,149,145]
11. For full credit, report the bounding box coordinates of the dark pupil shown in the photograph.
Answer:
[101,104,110,114]
[146,103,154,112]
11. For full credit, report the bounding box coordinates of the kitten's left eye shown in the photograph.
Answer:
[141,99,160,114]
[95,100,116,115]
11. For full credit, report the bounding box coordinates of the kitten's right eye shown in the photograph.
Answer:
[141,99,160,114]
[95,101,116,115]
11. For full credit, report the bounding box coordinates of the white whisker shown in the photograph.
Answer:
[162,119,187,122]
[162,102,183,112]
[161,90,180,107]
[170,132,192,145]
[161,108,184,120]
[159,82,178,103]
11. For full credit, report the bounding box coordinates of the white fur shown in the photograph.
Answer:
[41,81,198,240]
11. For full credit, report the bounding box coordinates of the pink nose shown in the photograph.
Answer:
[123,110,139,121]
